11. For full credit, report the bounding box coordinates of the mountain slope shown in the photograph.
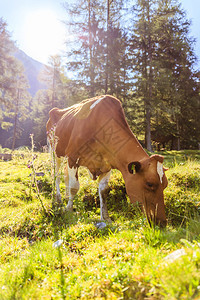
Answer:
[14,49,46,96]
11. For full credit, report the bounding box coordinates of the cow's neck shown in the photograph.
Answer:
[110,137,149,172]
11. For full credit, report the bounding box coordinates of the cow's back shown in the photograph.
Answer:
[47,95,131,176]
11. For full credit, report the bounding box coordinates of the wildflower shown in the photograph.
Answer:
[53,239,63,248]
[27,160,33,168]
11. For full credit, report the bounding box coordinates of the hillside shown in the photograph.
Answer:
[0,149,199,299]
[0,50,47,148]
[14,49,46,96]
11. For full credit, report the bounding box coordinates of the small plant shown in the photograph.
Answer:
[165,161,200,226]
[27,134,47,215]
[46,126,66,300]
[46,126,61,207]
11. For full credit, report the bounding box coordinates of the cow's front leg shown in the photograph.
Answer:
[64,161,79,211]
[99,171,111,222]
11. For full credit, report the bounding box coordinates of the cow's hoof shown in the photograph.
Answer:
[95,222,107,229]
[101,217,112,223]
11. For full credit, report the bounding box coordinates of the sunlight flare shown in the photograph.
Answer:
[23,9,66,63]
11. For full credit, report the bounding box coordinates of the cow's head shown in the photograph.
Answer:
[124,155,168,227]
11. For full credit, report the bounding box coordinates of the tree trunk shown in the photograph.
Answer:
[105,0,110,94]
[145,0,153,152]
[176,116,181,150]
[88,0,95,97]
[52,66,56,107]
[145,103,153,152]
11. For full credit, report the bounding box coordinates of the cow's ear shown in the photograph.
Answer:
[128,161,141,174]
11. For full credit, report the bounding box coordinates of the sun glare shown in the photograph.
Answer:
[23,9,66,64]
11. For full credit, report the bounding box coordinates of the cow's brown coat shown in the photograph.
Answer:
[47,95,168,225]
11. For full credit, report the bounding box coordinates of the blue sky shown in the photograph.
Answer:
[0,0,200,68]
[0,0,67,64]
[181,0,200,68]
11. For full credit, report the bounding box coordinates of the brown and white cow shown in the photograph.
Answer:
[47,95,168,226]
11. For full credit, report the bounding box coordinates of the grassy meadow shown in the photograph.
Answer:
[0,148,200,299]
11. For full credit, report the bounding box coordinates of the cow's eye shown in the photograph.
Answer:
[146,182,153,188]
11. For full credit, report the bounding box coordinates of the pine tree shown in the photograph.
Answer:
[63,0,128,97]
[0,18,17,110]
[64,0,105,97]
[105,0,130,97]
[38,55,65,108]
[129,0,199,150]
[10,67,30,150]
[0,18,31,148]
[129,0,157,151]
[33,55,75,148]
[153,0,199,149]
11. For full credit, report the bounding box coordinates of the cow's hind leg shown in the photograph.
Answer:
[64,160,79,211]
[99,171,111,222]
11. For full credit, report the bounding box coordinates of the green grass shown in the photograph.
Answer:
[0,150,200,299]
